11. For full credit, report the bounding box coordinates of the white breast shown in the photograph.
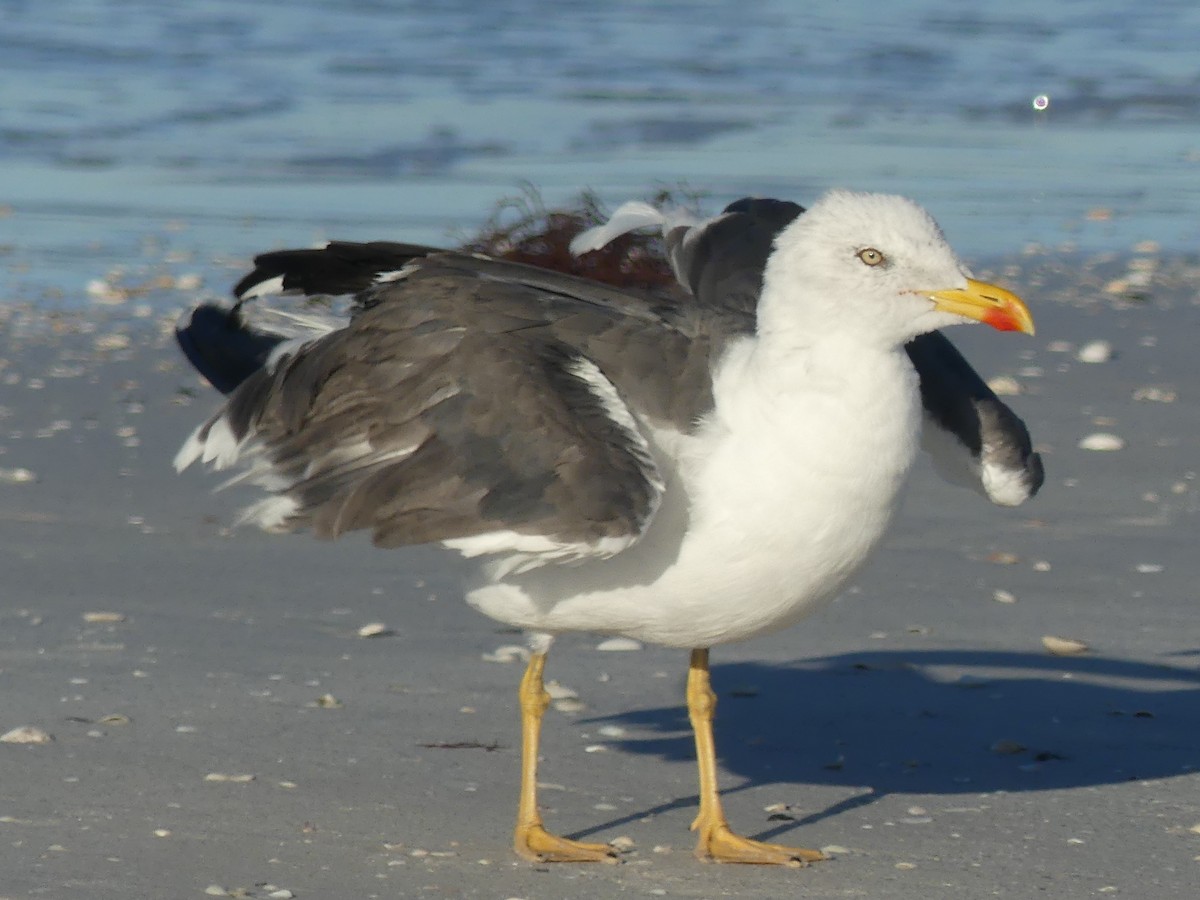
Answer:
[466,336,923,649]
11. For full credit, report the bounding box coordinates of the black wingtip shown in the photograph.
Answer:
[176,303,285,395]
[233,241,438,301]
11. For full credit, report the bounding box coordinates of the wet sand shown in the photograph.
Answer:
[2,250,1200,898]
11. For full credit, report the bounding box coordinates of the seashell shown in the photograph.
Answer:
[1076,340,1113,363]
[0,725,54,744]
[83,611,126,623]
[986,375,1022,396]
[1078,433,1125,451]
[356,622,392,638]
[1042,635,1089,656]
[596,637,642,652]
[480,644,529,663]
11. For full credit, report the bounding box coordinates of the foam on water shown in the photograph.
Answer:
[4,0,1200,307]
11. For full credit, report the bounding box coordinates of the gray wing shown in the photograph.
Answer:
[189,244,729,428]
[174,257,731,569]
[383,252,728,429]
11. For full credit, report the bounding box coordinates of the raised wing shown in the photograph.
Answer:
[174,254,744,574]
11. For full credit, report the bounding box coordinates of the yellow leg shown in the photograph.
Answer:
[513,651,616,863]
[687,648,825,866]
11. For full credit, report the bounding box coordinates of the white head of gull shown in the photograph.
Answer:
[174,189,1034,865]
[758,191,1022,348]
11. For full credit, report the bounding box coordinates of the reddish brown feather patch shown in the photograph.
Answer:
[461,189,679,290]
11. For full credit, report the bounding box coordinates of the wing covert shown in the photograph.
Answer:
[177,276,668,574]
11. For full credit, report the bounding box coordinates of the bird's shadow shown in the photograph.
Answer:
[572,649,1200,840]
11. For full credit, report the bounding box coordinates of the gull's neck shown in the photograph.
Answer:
[755,262,901,359]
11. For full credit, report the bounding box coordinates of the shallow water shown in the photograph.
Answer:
[3,0,1200,306]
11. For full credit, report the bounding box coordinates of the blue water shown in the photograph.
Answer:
[3,0,1200,306]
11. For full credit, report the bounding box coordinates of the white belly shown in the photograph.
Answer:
[466,340,922,649]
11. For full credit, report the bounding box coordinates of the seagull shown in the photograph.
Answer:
[175,190,1036,865]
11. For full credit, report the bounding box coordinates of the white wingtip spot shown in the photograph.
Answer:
[981,461,1034,507]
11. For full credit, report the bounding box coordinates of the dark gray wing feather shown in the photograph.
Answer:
[180,258,739,558]
[664,197,804,317]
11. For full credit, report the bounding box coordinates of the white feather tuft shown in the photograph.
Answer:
[373,260,422,284]
[173,425,207,473]
[237,274,286,301]
[249,306,342,340]
[443,530,637,579]
[200,416,242,469]
[570,201,669,255]
[237,495,300,532]
[175,415,243,473]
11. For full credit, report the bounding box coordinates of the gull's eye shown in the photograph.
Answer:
[857,247,886,267]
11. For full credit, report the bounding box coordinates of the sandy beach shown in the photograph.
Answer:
[1,248,1198,899]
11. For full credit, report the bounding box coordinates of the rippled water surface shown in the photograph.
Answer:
[4,0,1200,305]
